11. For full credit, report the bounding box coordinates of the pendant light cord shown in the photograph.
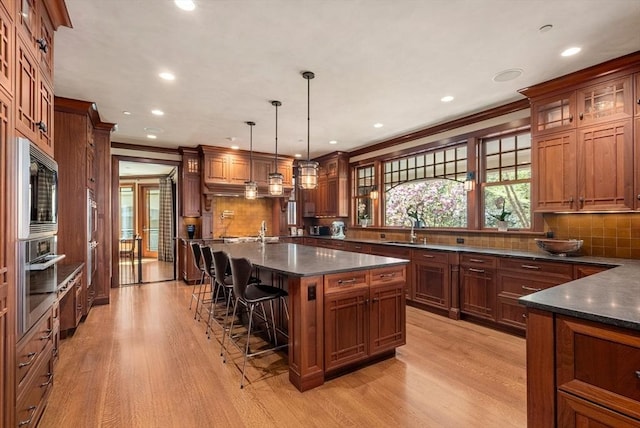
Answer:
[246,121,255,181]
[274,101,279,172]
[306,75,310,161]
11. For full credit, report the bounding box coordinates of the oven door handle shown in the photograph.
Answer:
[26,254,66,271]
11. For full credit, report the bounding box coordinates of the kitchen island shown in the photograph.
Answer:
[208,241,410,391]
[519,263,640,426]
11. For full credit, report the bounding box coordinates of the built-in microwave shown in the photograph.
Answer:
[17,138,58,239]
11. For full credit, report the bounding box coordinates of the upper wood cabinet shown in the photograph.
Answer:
[302,152,349,218]
[180,149,201,217]
[0,5,13,95]
[524,66,639,213]
[201,146,294,192]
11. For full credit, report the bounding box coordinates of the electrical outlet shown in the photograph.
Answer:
[546,231,554,238]
[456,237,464,244]
[308,285,316,301]
[380,233,386,239]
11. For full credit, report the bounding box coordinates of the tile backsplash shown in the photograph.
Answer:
[347,213,640,259]
[210,197,273,238]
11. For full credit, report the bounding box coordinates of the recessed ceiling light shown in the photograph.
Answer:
[294,153,302,158]
[144,127,164,134]
[159,72,175,81]
[174,0,196,11]
[231,145,239,150]
[147,134,157,139]
[492,68,523,82]
[440,95,454,102]
[561,47,581,57]
[122,111,131,115]
[373,123,384,128]
[151,109,164,116]
[329,140,338,145]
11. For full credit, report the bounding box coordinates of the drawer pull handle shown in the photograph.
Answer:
[422,254,435,258]
[468,258,485,263]
[372,298,379,303]
[521,264,540,270]
[468,268,485,273]
[522,313,527,319]
[337,278,357,285]
[40,329,53,340]
[379,273,396,278]
[522,285,542,292]
[18,352,37,368]
[40,373,53,387]
[18,406,37,426]
[636,370,640,379]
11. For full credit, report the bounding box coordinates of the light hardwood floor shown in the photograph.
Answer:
[40,280,527,427]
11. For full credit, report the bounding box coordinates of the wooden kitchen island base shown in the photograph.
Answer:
[210,242,408,392]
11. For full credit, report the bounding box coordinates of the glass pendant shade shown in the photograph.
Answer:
[298,160,319,189]
[244,180,258,199]
[299,71,318,189]
[268,172,284,196]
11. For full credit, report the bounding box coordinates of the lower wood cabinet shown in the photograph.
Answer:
[59,268,83,332]
[411,249,450,310]
[460,254,496,321]
[556,316,640,424]
[179,238,202,284]
[324,266,406,372]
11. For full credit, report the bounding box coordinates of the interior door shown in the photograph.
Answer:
[139,185,159,259]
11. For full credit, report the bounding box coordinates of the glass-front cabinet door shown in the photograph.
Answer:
[576,76,632,126]
[531,91,576,135]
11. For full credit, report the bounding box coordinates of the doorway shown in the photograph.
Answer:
[113,157,179,286]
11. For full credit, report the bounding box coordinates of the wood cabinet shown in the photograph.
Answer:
[179,238,203,284]
[16,309,54,428]
[180,149,201,217]
[15,0,55,156]
[324,266,405,372]
[496,258,574,331]
[302,152,349,218]
[58,268,83,333]
[526,70,638,212]
[411,249,451,311]
[0,5,13,96]
[201,147,294,192]
[556,316,640,425]
[55,98,115,316]
[574,263,610,279]
[460,254,496,321]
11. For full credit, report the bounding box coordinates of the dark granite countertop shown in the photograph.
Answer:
[302,236,640,330]
[207,242,409,277]
[58,262,84,288]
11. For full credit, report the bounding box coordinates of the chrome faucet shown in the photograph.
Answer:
[410,220,417,243]
[259,220,267,243]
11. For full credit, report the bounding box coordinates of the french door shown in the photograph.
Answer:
[139,185,159,259]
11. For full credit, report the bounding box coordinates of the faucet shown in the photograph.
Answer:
[259,220,267,243]
[410,220,417,243]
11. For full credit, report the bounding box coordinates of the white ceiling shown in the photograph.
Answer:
[54,0,640,160]
[119,161,175,178]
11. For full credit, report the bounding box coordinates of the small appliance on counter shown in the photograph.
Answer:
[331,221,345,239]
[309,226,331,236]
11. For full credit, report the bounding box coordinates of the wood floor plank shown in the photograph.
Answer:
[39,280,526,427]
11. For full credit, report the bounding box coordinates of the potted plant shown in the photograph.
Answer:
[490,197,511,232]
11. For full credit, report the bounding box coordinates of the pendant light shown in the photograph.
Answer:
[244,121,258,200]
[268,100,284,196]
[298,71,319,189]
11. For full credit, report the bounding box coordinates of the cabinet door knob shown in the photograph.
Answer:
[636,370,640,379]
[568,114,573,122]
[36,121,48,133]
[36,37,48,53]
[637,98,640,105]
[579,113,584,120]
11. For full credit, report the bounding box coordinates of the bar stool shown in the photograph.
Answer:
[205,250,235,339]
[221,256,289,388]
[188,242,207,319]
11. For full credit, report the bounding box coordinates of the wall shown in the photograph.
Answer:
[347,212,640,259]
[210,196,274,238]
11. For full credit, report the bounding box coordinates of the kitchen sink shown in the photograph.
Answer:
[385,240,424,246]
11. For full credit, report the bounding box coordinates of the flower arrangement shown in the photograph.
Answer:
[358,202,368,220]
[489,197,511,221]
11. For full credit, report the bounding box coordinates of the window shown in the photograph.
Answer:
[384,143,467,228]
[354,165,375,225]
[119,186,135,238]
[287,179,297,226]
[482,132,531,229]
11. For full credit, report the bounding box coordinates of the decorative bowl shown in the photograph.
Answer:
[534,239,583,256]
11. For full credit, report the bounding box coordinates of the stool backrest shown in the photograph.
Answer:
[212,251,230,286]
[200,245,214,278]
[229,257,253,301]
[190,242,203,272]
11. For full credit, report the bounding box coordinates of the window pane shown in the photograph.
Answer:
[485,139,500,155]
[120,187,134,238]
[384,179,467,228]
[518,133,531,149]
[484,183,531,229]
[502,136,516,152]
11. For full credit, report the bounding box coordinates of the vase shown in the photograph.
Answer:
[360,218,369,227]
[186,224,196,239]
[496,220,508,232]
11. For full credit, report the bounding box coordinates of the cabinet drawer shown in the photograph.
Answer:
[371,244,411,259]
[17,311,54,388]
[499,258,573,279]
[346,243,372,253]
[411,249,449,264]
[324,270,369,294]
[370,265,406,287]
[556,316,640,420]
[498,273,564,297]
[460,254,496,268]
[16,342,54,428]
